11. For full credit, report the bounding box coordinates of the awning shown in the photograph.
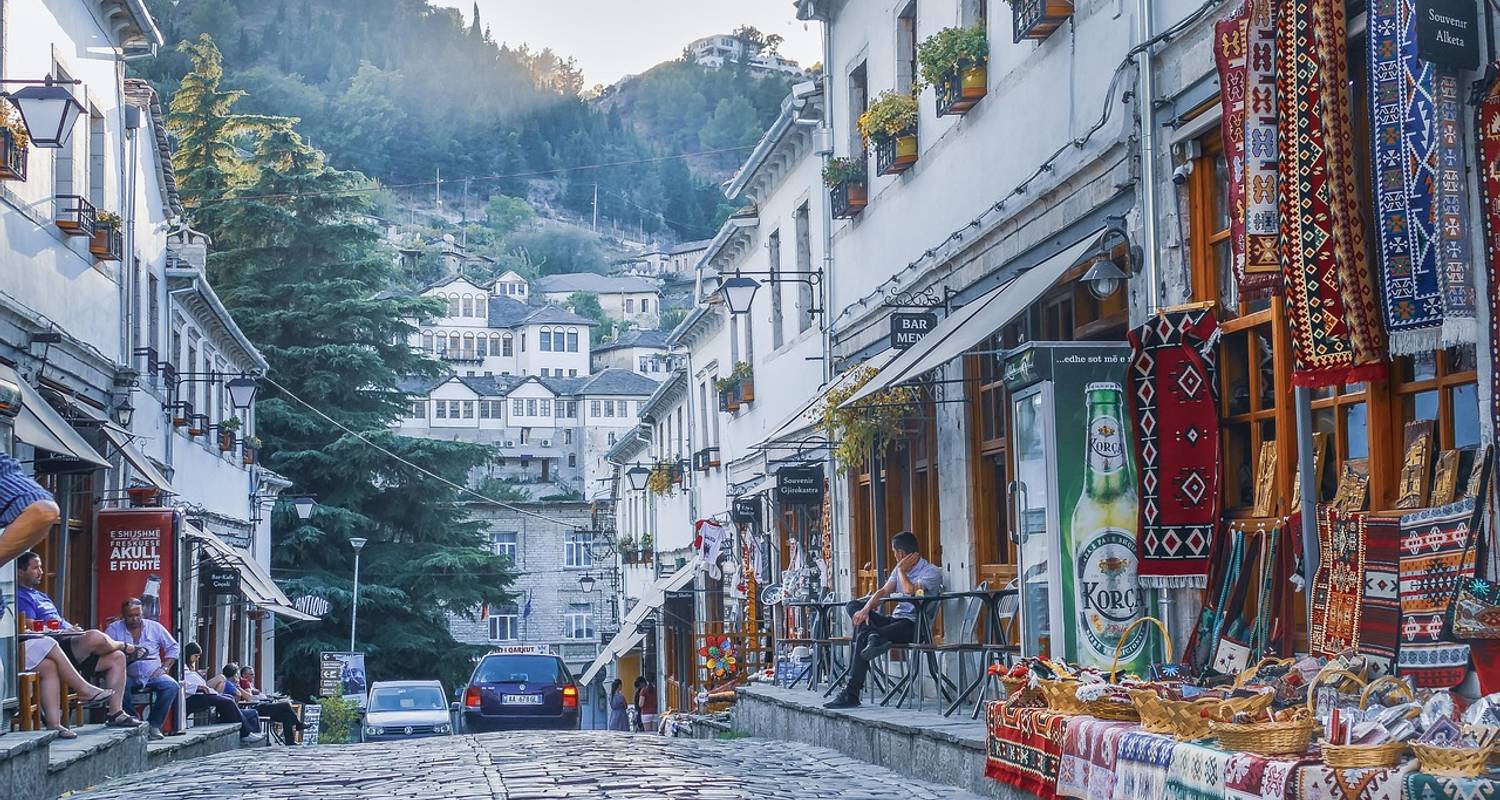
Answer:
[578,559,700,685]
[754,349,897,450]
[0,364,111,470]
[843,230,1104,406]
[99,425,173,491]
[184,522,318,622]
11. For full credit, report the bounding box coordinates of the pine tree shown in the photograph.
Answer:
[469,2,482,39]
[167,42,518,697]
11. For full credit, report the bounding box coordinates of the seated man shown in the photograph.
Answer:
[16,551,140,727]
[216,663,304,737]
[104,598,180,740]
[181,643,263,743]
[825,531,943,710]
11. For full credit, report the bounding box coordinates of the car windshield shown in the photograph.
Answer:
[368,686,446,712]
[473,655,564,684]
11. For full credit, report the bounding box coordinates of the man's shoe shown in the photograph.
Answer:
[242,732,266,744]
[823,694,860,710]
[860,635,894,662]
[148,727,165,741]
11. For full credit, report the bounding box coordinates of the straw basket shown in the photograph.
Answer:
[1233,657,1296,689]
[1319,676,1414,769]
[1207,667,1349,756]
[1000,675,1030,697]
[1412,743,1495,778]
[1132,688,1275,741]
[1038,678,1087,715]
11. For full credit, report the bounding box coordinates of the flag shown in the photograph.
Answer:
[522,590,533,618]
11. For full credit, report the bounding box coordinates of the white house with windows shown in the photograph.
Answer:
[536,274,662,329]
[591,329,671,377]
[413,276,595,378]
[688,33,805,76]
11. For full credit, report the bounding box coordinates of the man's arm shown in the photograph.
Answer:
[893,554,921,595]
[158,623,179,675]
[0,499,60,565]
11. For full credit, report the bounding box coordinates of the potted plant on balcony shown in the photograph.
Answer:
[617,533,637,561]
[242,436,261,465]
[640,532,653,560]
[823,157,868,218]
[1002,0,1075,42]
[90,211,123,261]
[732,362,755,404]
[857,91,920,176]
[819,365,921,472]
[918,24,989,116]
[0,104,28,182]
[171,403,193,428]
[647,462,677,495]
[715,375,741,412]
[217,416,241,452]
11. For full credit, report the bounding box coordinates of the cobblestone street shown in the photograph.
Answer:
[73,732,985,799]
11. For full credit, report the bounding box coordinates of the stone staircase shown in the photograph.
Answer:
[1,722,243,800]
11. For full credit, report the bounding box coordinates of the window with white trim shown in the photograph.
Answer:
[564,604,594,640]
[490,531,518,561]
[488,604,519,641]
[513,399,525,415]
[564,532,593,568]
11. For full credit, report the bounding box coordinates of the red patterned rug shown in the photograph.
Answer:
[1311,506,1366,655]
[985,701,1069,800]
[1397,498,1477,688]
[1215,0,1281,300]
[1358,515,1403,677]
[1479,68,1500,434]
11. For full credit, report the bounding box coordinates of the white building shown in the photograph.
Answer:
[591,329,671,377]
[616,239,713,279]
[688,33,806,77]
[414,276,595,379]
[536,273,663,329]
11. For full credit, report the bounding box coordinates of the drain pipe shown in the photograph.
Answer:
[818,15,843,599]
[1136,0,1161,316]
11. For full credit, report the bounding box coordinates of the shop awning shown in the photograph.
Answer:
[184,522,318,622]
[842,230,1105,407]
[0,364,111,470]
[100,425,173,491]
[579,629,649,686]
[578,559,699,685]
[753,349,897,450]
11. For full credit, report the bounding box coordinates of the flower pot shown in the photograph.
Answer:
[962,64,988,99]
[875,133,920,176]
[739,380,755,404]
[1013,0,1074,43]
[937,64,988,116]
[895,135,919,164]
[242,447,257,466]
[89,224,122,261]
[218,432,235,452]
[126,486,160,507]
[725,387,741,412]
[0,128,27,182]
[831,178,868,219]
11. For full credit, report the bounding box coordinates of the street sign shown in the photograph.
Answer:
[731,497,759,526]
[890,312,937,350]
[206,567,239,596]
[301,704,321,746]
[1416,0,1479,69]
[776,466,824,507]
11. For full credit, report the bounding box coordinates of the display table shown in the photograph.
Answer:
[985,701,1071,800]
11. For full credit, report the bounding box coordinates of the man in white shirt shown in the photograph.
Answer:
[104,598,180,740]
[826,531,943,709]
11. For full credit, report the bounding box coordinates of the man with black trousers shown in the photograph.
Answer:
[825,531,943,709]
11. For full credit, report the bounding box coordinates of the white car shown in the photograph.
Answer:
[361,680,456,742]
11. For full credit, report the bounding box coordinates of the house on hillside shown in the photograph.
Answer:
[688,34,804,76]
[536,273,662,329]
[413,276,595,378]
[591,329,670,377]
[614,239,712,280]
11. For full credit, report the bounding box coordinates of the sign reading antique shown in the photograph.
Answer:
[890,312,937,350]
[95,510,174,630]
[206,567,239,596]
[776,466,823,507]
[1416,0,1480,69]
[731,497,760,526]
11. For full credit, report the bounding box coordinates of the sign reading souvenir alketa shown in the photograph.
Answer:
[890,312,937,350]
[776,466,823,507]
[1416,0,1480,69]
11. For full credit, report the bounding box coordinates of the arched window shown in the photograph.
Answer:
[462,332,475,358]
[421,331,434,353]
[502,334,514,357]
[447,294,460,317]
[540,327,553,352]
[448,333,460,356]
[476,336,488,357]
[566,329,579,352]
[491,333,503,355]
[462,295,474,317]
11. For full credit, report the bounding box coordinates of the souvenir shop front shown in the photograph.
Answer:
[981,0,1500,798]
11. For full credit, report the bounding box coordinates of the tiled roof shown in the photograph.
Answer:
[537,273,661,294]
[523,306,597,326]
[667,239,713,255]
[486,296,595,328]
[593,329,669,353]
[397,375,448,395]
[577,369,660,396]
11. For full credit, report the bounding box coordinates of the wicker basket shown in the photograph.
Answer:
[1209,715,1319,756]
[1315,676,1416,769]
[1130,689,1218,739]
[1233,657,1295,689]
[1000,675,1030,697]
[1412,743,1495,778]
[1038,679,1087,715]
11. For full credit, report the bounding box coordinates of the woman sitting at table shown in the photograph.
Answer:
[22,635,115,739]
[211,663,304,736]
[181,643,263,743]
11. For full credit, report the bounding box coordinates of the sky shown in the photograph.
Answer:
[432,1,822,87]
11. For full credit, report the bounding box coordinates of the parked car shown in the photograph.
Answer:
[361,680,456,742]
[460,645,580,732]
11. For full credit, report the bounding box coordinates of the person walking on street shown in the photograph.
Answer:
[634,676,658,733]
[607,678,629,731]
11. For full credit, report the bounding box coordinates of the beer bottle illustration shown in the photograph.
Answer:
[1069,383,1144,668]
[140,575,161,620]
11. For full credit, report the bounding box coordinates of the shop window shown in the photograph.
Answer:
[1393,348,1480,452]
[966,332,1017,586]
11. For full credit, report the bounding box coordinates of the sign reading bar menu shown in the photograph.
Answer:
[890,312,937,350]
[776,467,823,507]
[1416,0,1479,69]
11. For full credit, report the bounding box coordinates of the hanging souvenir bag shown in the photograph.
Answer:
[1448,453,1498,639]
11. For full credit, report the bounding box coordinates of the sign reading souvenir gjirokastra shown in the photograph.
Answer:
[732,497,760,525]
[776,467,823,507]
[1416,0,1479,69]
[890,312,937,350]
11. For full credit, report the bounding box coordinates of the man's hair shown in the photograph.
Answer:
[121,598,142,616]
[891,531,919,555]
[223,663,239,679]
[634,676,645,688]
[16,551,39,571]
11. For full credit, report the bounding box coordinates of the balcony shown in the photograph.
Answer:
[829,174,868,220]
[873,132,918,177]
[55,195,97,238]
[90,221,123,262]
[692,447,722,472]
[0,127,27,182]
[438,348,484,365]
[935,64,988,117]
[1013,0,1074,43]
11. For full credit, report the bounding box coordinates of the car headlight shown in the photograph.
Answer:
[365,726,384,737]
[435,723,452,734]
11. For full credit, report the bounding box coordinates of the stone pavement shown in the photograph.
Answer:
[72,730,987,799]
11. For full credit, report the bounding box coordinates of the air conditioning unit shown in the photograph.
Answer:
[540,439,551,447]
[504,441,515,447]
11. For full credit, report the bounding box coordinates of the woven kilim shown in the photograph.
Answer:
[1310,506,1366,655]
[1397,497,1476,688]
[1434,70,1476,347]
[1111,730,1180,800]
[1128,309,1221,589]
[1480,69,1500,436]
[1357,514,1403,677]
[1225,751,1304,800]
[1057,716,1133,800]
[1215,5,1252,298]
[1165,742,1231,800]
[1404,773,1500,800]
[1215,1,1281,300]
[986,701,1069,800]
[1294,762,1414,800]
[1277,0,1386,387]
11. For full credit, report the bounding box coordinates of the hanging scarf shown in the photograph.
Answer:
[1214,1,1281,300]
[1215,5,1252,296]
[1481,69,1500,430]
[1277,0,1387,387]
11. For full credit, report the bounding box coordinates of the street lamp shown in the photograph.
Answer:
[579,573,596,593]
[349,537,367,652]
[226,376,258,410]
[625,465,651,492]
[3,77,85,148]
[718,276,761,315]
[112,397,135,429]
[289,495,316,520]
[1081,257,1128,300]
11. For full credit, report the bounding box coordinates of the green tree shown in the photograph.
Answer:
[565,292,611,331]
[658,306,690,333]
[169,47,517,697]
[507,227,609,276]
[483,194,536,241]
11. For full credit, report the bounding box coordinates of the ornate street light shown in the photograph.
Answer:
[625,465,651,492]
[226,376,258,410]
[579,573,597,593]
[3,77,85,148]
[290,495,316,520]
[719,276,761,315]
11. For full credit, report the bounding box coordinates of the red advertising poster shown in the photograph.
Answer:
[95,510,175,631]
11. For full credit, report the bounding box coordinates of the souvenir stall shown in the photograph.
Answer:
[983,0,1500,797]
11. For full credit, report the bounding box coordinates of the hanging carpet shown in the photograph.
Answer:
[1357,514,1403,677]
[1478,67,1500,433]
[1277,0,1387,387]
[1128,309,1221,589]
[1310,506,1366,656]
[1214,0,1281,300]
[1397,497,1476,688]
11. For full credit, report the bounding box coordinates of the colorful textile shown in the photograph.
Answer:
[1057,717,1134,800]
[1128,309,1221,589]
[1357,515,1403,676]
[1225,752,1303,800]
[1277,0,1386,387]
[1293,763,1414,800]
[986,701,1070,800]
[1397,498,1476,688]
[1215,5,1252,298]
[1480,69,1500,440]
[1214,1,1281,300]
[1311,507,1366,655]
[1113,730,1180,800]
[1165,742,1231,800]
[1404,771,1500,800]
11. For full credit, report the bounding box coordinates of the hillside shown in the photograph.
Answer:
[135,0,797,243]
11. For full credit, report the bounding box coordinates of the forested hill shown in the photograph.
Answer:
[134,0,799,241]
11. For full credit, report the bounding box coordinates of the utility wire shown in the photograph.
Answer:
[259,373,594,529]
[187,145,760,209]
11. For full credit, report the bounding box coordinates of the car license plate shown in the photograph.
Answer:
[502,694,543,705]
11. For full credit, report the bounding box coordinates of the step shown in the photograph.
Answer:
[45,723,148,799]
[146,722,243,769]
[0,729,57,800]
